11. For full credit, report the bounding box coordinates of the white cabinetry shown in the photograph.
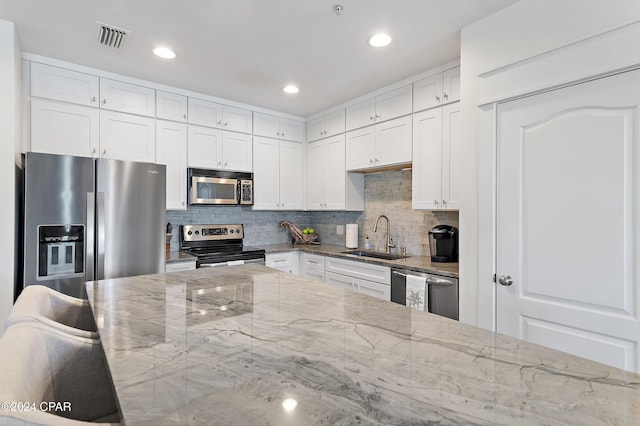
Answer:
[299,253,326,282]
[413,67,460,112]
[30,62,99,107]
[412,102,461,210]
[253,112,304,142]
[306,109,345,142]
[156,91,187,122]
[188,98,222,128]
[187,99,252,133]
[188,126,252,172]
[99,110,156,162]
[156,120,187,210]
[346,115,412,171]
[346,85,412,131]
[99,78,156,117]
[324,257,390,301]
[266,252,299,274]
[306,135,364,211]
[30,99,99,157]
[166,261,196,272]
[253,137,304,210]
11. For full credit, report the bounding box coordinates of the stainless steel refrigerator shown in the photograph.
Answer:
[23,152,166,298]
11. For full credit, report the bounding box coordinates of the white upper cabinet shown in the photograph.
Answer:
[412,102,461,210]
[188,98,222,128]
[346,115,412,171]
[346,85,412,131]
[253,112,304,142]
[30,98,99,157]
[306,109,345,142]
[31,62,99,107]
[306,134,364,211]
[156,120,187,210]
[222,105,252,134]
[187,125,251,172]
[99,78,156,117]
[413,67,460,112]
[187,125,222,169]
[99,110,156,162]
[221,131,252,172]
[156,91,188,122]
[252,137,303,210]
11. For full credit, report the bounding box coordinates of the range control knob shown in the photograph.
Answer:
[195,230,200,235]
[236,228,241,233]
[187,231,193,236]
[230,229,234,234]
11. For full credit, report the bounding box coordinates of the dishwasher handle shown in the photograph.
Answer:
[426,277,455,286]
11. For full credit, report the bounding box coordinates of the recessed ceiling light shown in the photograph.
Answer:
[283,85,299,94]
[368,33,392,47]
[153,47,176,59]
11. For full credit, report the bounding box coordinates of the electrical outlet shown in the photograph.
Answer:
[336,225,344,235]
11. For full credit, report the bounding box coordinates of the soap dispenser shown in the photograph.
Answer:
[364,235,371,250]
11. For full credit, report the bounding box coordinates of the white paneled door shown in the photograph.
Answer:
[496,69,640,372]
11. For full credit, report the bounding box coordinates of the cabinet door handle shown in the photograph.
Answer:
[434,200,439,207]
[442,200,447,207]
[217,161,222,167]
[281,132,285,137]
[224,162,228,168]
[224,121,228,126]
[369,159,374,164]
[91,148,97,156]
[375,113,381,119]
[102,99,107,105]
[102,149,107,156]
[183,114,187,120]
[369,115,375,120]
[435,95,440,103]
[281,202,285,207]
[374,158,379,164]
[91,96,96,103]
[443,92,449,101]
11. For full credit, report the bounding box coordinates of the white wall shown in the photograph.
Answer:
[459,0,640,329]
[0,19,21,332]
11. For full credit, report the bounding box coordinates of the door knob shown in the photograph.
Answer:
[498,274,513,286]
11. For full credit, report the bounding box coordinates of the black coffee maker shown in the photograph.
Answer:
[428,225,458,263]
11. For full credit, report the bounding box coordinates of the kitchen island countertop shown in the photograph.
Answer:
[86,265,639,425]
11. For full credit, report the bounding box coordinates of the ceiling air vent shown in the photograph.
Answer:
[96,21,130,51]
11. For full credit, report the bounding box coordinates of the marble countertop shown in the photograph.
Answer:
[256,243,459,278]
[87,265,639,425]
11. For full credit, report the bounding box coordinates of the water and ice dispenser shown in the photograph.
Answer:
[37,225,85,279]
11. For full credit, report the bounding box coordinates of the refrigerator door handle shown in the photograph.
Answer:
[96,192,106,280]
[86,192,95,281]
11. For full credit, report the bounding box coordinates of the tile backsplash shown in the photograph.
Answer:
[167,169,458,256]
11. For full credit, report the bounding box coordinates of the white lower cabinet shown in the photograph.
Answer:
[325,257,390,301]
[325,272,391,301]
[265,252,299,274]
[299,253,326,282]
[156,120,187,210]
[166,261,196,272]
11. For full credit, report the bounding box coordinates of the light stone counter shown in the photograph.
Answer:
[86,265,639,425]
[257,243,459,278]
[165,250,197,264]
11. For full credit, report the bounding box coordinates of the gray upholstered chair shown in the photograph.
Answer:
[0,321,120,425]
[5,285,97,339]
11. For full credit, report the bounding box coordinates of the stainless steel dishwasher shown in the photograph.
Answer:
[391,268,458,320]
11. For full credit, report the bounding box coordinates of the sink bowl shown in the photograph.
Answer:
[341,249,409,260]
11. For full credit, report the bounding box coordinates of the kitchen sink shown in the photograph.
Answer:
[341,249,410,260]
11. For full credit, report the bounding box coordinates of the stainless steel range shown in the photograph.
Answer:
[179,224,265,268]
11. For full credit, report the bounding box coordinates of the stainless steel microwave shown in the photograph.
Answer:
[188,168,253,206]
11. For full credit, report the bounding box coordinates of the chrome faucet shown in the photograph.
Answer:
[372,215,396,253]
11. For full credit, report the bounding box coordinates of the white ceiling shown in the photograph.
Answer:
[0,0,518,117]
